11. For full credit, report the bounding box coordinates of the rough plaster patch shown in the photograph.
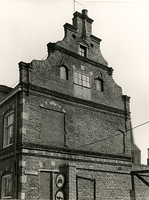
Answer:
[20,175,27,183]
[81,65,85,70]
[22,149,29,153]
[19,127,26,134]
[21,112,29,120]
[51,161,55,166]
[19,161,26,167]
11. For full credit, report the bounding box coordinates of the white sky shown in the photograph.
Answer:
[0,0,149,164]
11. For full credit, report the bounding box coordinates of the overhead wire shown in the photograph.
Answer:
[76,120,149,148]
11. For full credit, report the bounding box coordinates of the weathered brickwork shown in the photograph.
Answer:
[17,152,149,199]
[29,51,123,110]
[20,93,131,155]
[0,9,148,200]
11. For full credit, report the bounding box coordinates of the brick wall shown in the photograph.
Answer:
[18,152,149,200]
[21,92,131,156]
[29,52,124,111]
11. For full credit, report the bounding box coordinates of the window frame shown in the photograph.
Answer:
[96,78,104,92]
[1,174,12,199]
[3,110,14,148]
[74,71,90,88]
[60,65,68,80]
[79,45,87,57]
[73,71,91,100]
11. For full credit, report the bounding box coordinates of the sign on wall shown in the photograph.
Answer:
[55,173,65,200]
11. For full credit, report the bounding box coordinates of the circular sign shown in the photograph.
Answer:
[55,173,65,189]
[55,190,65,200]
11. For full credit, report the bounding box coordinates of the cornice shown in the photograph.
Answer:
[24,83,125,115]
[0,85,21,106]
[47,43,113,75]
[20,142,132,162]
[63,23,77,33]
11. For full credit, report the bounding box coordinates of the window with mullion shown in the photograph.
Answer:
[3,111,14,148]
[74,72,90,88]
[79,45,87,57]
[74,71,91,100]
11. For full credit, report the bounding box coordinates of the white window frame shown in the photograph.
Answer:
[1,174,12,199]
[3,111,14,148]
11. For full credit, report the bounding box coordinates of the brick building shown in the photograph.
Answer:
[0,9,149,200]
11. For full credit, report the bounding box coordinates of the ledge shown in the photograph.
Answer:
[63,23,77,33]
[90,35,102,43]
[47,43,113,74]
[21,82,125,115]
[19,142,132,162]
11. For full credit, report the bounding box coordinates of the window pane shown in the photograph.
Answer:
[78,78,82,85]
[74,84,83,98]
[79,45,86,57]
[74,77,78,84]
[3,112,13,148]
[60,66,67,80]
[83,80,87,87]
[97,80,102,91]
[87,82,90,88]
[78,73,81,79]
[8,126,13,145]
[74,72,90,88]
[74,72,78,78]
[9,114,13,125]
[83,75,86,81]
[74,72,82,85]
[83,87,91,100]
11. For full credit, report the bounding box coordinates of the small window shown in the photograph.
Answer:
[1,174,12,199]
[96,79,104,92]
[3,111,14,148]
[60,66,68,80]
[79,45,87,57]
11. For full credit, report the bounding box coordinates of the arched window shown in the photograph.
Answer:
[3,110,14,148]
[60,66,68,80]
[96,78,104,92]
[1,174,12,199]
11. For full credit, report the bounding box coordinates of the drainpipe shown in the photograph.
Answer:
[15,92,18,199]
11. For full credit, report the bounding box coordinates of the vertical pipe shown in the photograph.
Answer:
[15,93,18,199]
[94,179,96,200]
[51,172,54,200]
[131,173,136,200]
[64,113,67,147]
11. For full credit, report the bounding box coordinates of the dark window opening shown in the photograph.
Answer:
[96,79,104,92]
[79,45,87,57]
